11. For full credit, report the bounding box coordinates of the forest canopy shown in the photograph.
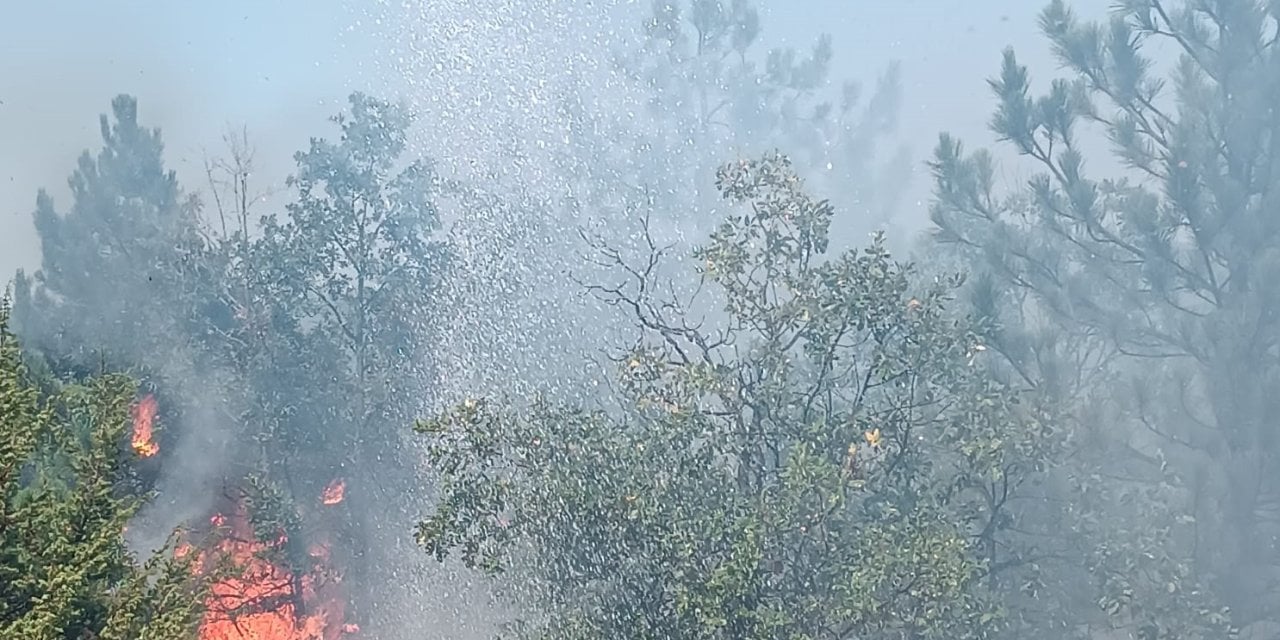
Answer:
[2,1,1278,640]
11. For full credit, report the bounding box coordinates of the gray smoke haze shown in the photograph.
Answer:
[0,1,372,276]
[2,0,1114,279]
[1,1,1164,639]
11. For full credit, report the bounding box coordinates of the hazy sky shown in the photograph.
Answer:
[0,0,1111,280]
[1,1,371,278]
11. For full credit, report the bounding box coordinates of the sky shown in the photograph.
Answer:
[0,0,1112,280]
[0,1,372,278]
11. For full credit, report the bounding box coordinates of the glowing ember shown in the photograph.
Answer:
[192,501,350,640]
[130,394,160,457]
[321,479,345,506]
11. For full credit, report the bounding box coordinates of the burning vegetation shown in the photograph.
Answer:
[123,391,356,639]
[183,485,355,640]
[130,393,160,457]
[320,479,345,506]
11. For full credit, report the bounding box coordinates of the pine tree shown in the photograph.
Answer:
[14,95,243,569]
[620,0,911,232]
[0,296,206,640]
[930,0,1280,635]
[18,94,217,374]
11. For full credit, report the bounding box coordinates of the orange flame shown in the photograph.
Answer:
[131,394,160,458]
[321,479,345,506]
[192,501,351,640]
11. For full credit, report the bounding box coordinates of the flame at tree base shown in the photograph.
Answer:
[185,500,353,640]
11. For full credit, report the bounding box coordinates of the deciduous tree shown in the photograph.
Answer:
[418,154,1052,639]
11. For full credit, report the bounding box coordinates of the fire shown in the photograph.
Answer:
[131,387,353,637]
[321,479,345,506]
[191,500,352,640]
[130,394,160,457]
